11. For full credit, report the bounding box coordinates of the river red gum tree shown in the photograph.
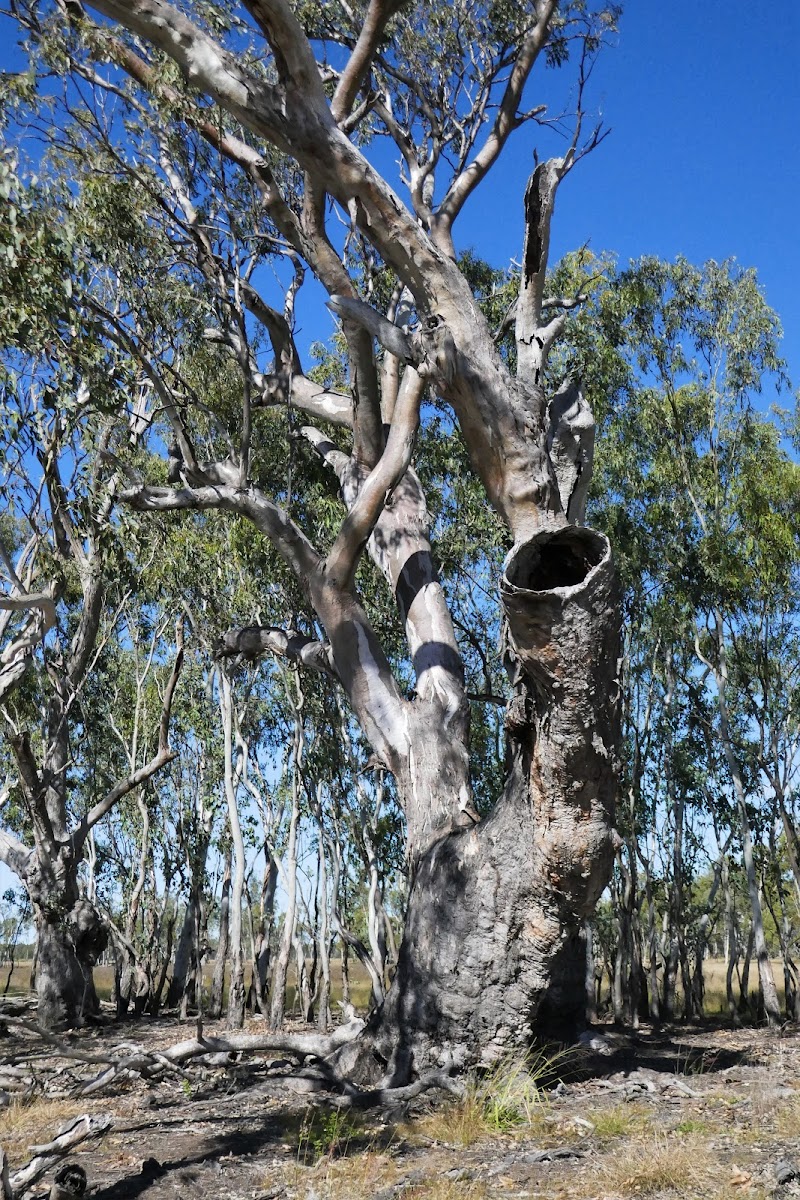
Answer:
[40,0,621,1070]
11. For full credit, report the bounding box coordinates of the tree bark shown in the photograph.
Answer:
[269,679,303,1030]
[220,671,246,1029]
[33,898,106,1031]
[209,846,232,1019]
[346,526,619,1078]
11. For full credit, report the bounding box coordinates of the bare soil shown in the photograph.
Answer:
[3,1008,800,1199]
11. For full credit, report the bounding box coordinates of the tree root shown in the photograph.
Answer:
[3,1016,367,1096]
[325,1068,464,1109]
[1,1015,462,1113]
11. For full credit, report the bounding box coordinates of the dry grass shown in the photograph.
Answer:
[593,1132,721,1197]
[409,1053,558,1148]
[0,1097,88,1164]
[290,1148,400,1200]
[301,1151,487,1200]
[401,1182,488,1200]
[772,1094,800,1137]
[582,1101,652,1139]
[1,958,375,1011]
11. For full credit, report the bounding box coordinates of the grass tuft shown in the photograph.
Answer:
[584,1102,652,1140]
[410,1050,563,1147]
[595,1132,719,1196]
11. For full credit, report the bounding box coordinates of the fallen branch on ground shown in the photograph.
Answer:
[8,1113,113,1197]
[2,1015,367,1097]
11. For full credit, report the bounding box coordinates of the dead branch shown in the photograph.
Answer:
[9,1114,113,1196]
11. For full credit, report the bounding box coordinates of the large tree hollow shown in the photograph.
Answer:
[504,525,607,595]
[501,525,616,692]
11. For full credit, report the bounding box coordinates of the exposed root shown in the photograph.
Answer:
[326,1068,464,1109]
[1,1015,462,1122]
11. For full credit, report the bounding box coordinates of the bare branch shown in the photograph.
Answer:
[326,367,425,589]
[84,0,452,302]
[0,586,57,703]
[515,156,567,383]
[0,828,32,879]
[118,483,321,587]
[435,0,558,246]
[242,0,331,112]
[215,625,338,679]
[331,0,405,125]
[241,282,301,372]
[258,375,353,427]
[302,427,350,478]
[328,295,415,363]
[0,590,56,624]
[72,628,184,849]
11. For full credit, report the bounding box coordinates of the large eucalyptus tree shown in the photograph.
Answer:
[4,0,622,1071]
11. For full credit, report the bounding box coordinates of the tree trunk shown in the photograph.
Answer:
[247,854,277,1014]
[739,926,754,1017]
[705,619,781,1026]
[220,671,246,1030]
[168,893,200,1011]
[33,898,106,1031]
[641,839,661,1024]
[315,822,332,1032]
[209,846,232,1019]
[722,854,739,1021]
[346,527,619,1078]
[269,686,303,1031]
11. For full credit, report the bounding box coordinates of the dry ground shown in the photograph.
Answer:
[4,1009,800,1200]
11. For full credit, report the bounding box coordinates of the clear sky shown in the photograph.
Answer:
[451,0,800,389]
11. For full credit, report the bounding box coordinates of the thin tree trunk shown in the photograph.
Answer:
[739,926,754,1017]
[248,854,278,1013]
[315,808,332,1032]
[641,838,661,1023]
[340,941,351,1008]
[722,854,739,1021]
[169,895,198,1011]
[220,671,246,1029]
[703,619,781,1026]
[269,678,303,1031]
[209,845,232,1019]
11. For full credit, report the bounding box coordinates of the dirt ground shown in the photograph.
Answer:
[4,1008,800,1200]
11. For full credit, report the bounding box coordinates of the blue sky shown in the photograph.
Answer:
[452,0,800,389]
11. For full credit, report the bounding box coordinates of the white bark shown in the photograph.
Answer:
[219,671,247,1029]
